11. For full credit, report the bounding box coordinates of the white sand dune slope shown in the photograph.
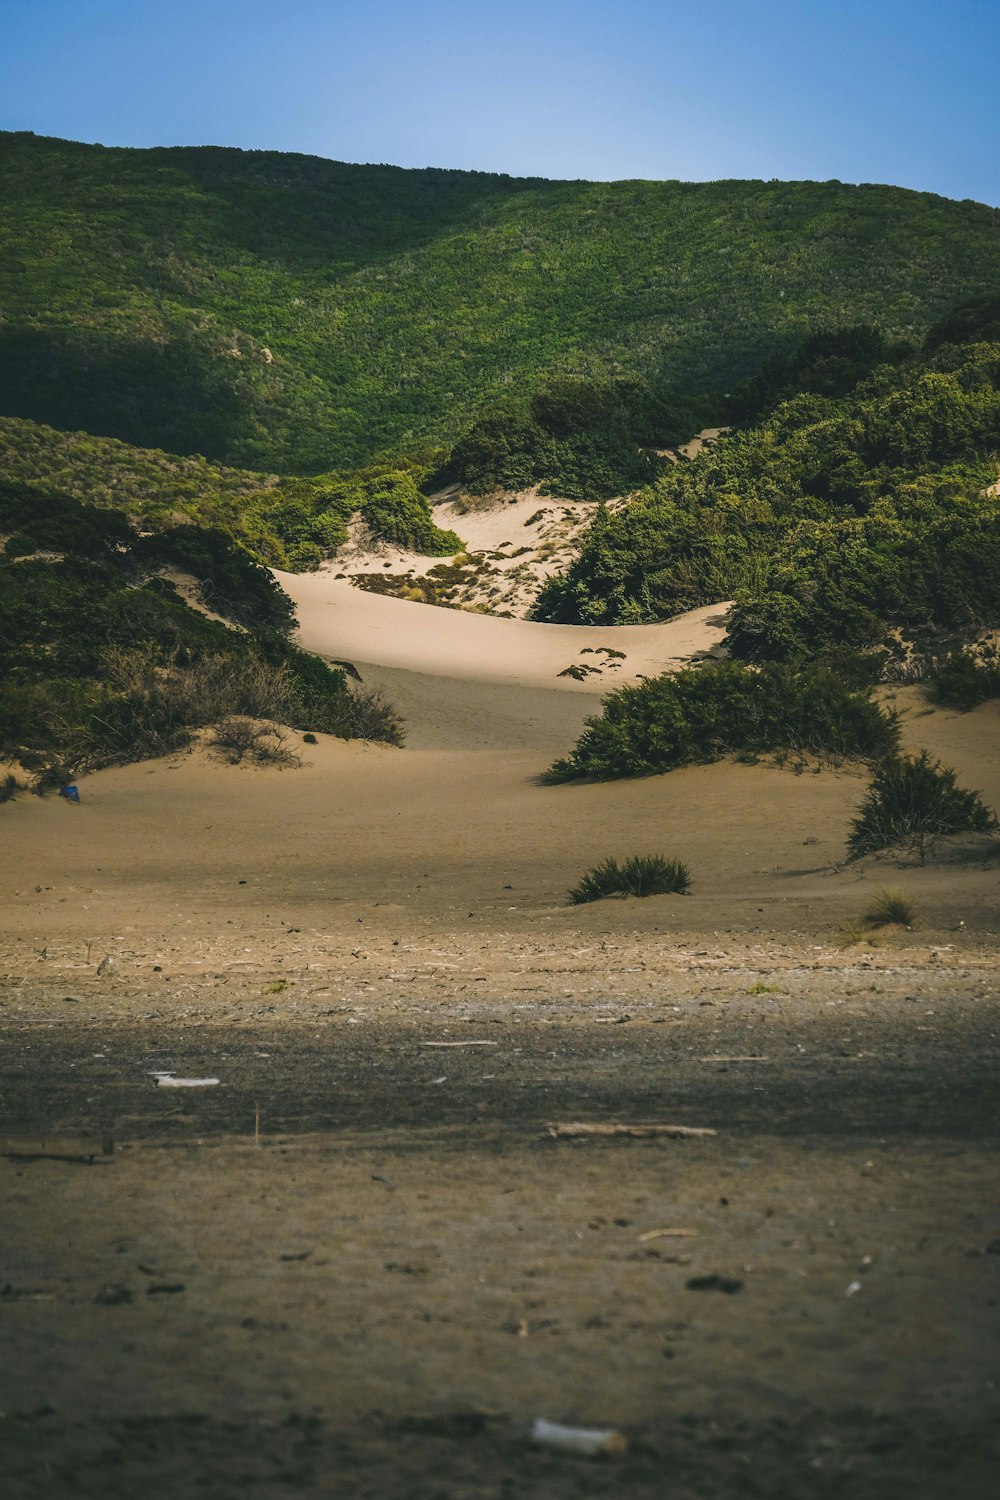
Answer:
[275,571,731,694]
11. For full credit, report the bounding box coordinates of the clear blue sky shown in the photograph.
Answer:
[2,0,997,204]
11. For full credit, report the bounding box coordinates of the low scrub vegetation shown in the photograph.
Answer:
[568,854,692,904]
[0,486,404,783]
[544,661,898,782]
[209,717,301,768]
[847,751,997,864]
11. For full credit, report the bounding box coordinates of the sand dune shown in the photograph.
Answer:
[275,570,730,695]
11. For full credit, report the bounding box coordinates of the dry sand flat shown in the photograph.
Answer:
[1,585,999,1497]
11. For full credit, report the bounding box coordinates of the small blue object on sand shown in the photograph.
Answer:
[58,785,80,803]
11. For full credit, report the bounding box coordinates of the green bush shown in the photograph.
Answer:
[568,854,692,904]
[359,472,462,554]
[544,661,898,783]
[928,650,1000,711]
[847,751,997,864]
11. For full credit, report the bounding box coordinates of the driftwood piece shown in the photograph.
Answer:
[419,1040,499,1048]
[637,1227,699,1242]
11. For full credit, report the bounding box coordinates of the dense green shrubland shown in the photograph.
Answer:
[543,661,898,782]
[534,325,1000,665]
[0,420,459,568]
[444,372,718,499]
[3,133,1000,472]
[0,487,403,781]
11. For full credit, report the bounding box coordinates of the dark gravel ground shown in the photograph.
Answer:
[2,994,999,1499]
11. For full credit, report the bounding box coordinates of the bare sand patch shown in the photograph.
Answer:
[275,571,730,694]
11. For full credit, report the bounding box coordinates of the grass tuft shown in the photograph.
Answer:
[863,889,920,929]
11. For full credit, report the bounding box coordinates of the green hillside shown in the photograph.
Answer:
[0,416,460,567]
[534,309,1000,672]
[2,131,1000,473]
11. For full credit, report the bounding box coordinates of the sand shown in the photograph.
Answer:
[274,573,730,692]
[2,581,999,1498]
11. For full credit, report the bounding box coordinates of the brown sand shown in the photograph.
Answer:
[1,596,998,1497]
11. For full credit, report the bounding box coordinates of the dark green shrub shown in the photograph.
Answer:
[360,473,462,554]
[138,525,296,632]
[447,374,712,501]
[847,751,998,863]
[928,650,1000,711]
[569,854,691,904]
[544,661,898,782]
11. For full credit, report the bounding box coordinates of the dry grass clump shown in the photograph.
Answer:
[0,771,23,804]
[35,647,302,779]
[335,684,405,744]
[209,717,300,768]
[863,889,920,929]
[569,854,691,905]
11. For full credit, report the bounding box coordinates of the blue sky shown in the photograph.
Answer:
[2,0,997,203]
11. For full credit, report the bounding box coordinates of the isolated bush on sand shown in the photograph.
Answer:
[862,889,920,929]
[569,854,692,904]
[847,750,997,864]
[928,649,1000,712]
[209,717,301,768]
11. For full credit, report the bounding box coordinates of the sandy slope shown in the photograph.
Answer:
[275,571,730,695]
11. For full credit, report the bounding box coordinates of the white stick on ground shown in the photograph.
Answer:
[149,1072,220,1088]
[548,1122,716,1139]
[530,1418,627,1456]
[419,1040,499,1048]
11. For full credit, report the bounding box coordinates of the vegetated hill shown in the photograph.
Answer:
[2,131,1000,474]
[0,416,460,567]
[533,303,1000,674]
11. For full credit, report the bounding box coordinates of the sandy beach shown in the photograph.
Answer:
[2,584,998,1497]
